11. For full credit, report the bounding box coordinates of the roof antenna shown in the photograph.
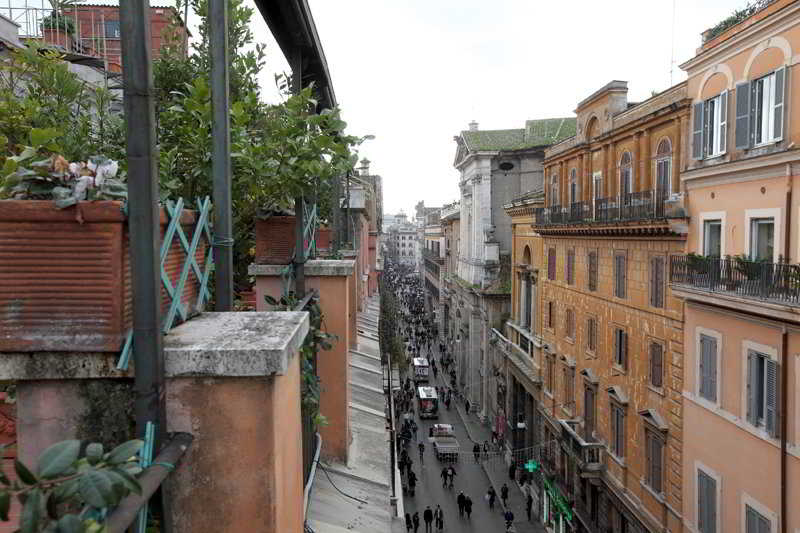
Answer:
[670,0,676,86]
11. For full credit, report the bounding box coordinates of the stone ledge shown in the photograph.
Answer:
[248,259,356,277]
[0,352,131,381]
[164,312,309,377]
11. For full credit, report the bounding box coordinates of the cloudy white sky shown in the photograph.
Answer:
[249,0,743,216]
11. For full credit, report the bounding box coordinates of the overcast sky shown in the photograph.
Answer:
[248,0,743,216]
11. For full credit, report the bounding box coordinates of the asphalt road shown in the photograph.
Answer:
[401,385,514,533]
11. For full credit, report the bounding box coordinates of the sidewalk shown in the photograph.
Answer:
[451,398,546,533]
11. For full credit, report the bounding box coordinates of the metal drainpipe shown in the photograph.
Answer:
[780,328,788,533]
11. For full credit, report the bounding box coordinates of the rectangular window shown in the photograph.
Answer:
[753,71,780,145]
[548,248,556,281]
[656,157,671,197]
[645,430,664,493]
[587,317,597,353]
[746,350,779,436]
[650,256,665,308]
[584,385,596,438]
[613,328,628,369]
[546,301,554,330]
[750,218,774,261]
[566,309,575,340]
[614,252,626,299]
[105,20,121,39]
[697,470,717,533]
[745,505,771,533]
[546,354,555,393]
[650,342,664,389]
[699,335,718,402]
[588,250,598,292]
[566,249,575,285]
[611,404,625,458]
[563,365,575,411]
[523,274,532,329]
[703,220,722,257]
[704,92,728,157]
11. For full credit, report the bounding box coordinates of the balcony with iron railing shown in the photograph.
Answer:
[670,254,800,310]
[422,246,444,263]
[532,190,686,235]
[558,419,605,476]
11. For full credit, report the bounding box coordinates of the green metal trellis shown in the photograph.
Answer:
[117,197,215,370]
[280,199,318,299]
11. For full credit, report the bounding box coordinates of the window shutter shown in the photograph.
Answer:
[735,81,751,149]
[707,337,717,402]
[650,257,657,307]
[746,506,758,533]
[620,255,626,298]
[746,352,757,425]
[653,437,663,492]
[698,471,716,533]
[697,471,707,533]
[693,102,705,159]
[651,343,663,388]
[621,330,628,369]
[657,257,665,307]
[765,358,779,437]
[614,329,620,365]
[718,90,728,154]
[773,66,785,141]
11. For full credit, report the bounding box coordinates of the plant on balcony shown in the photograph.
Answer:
[40,12,76,35]
[733,254,768,280]
[704,0,774,43]
[1,129,125,207]
[686,253,711,275]
[0,439,143,533]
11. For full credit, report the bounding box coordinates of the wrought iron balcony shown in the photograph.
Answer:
[559,420,605,476]
[422,247,444,263]
[532,190,680,228]
[670,255,800,306]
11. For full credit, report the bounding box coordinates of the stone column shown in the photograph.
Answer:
[250,260,356,463]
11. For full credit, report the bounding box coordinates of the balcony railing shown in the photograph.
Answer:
[533,190,672,227]
[559,419,605,474]
[671,255,800,306]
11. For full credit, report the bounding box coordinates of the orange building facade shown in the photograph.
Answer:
[529,81,691,533]
[674,1,800,532]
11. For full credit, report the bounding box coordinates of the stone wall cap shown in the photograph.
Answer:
[248,259,356,277]
[164,312,309,377]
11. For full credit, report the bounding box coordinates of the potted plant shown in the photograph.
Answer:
[0,129,207,352]
[254,208,297,265]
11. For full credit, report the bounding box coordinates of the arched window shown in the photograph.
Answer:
[520,246,532,329]
[550,174,560,207]
[586,116,598,142]
[569,168,578,205]
[655,138,672,197]
[619,151,633,197]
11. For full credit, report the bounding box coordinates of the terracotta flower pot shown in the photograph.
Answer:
[255,215,297,265]
[0,200,207,352]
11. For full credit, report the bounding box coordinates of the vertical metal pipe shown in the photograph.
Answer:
[289,49,305,297]
[119,1,169,530]
[209,0,233,310]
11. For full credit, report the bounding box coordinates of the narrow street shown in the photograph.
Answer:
[401,345,546,533]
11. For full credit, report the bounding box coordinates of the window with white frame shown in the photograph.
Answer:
[697,469,717,533]
[703,220,722,257]
[655,138,672,197]
[592,171,603,201]
[745,504,771,533]
[619,151,633,197]
[699,334,718,403]
[750,218,774,261]
[735,68,786,149]
[692,91,728,159]
[569,168,578,205]
[746,349,779,437]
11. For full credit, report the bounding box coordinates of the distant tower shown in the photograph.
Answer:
[358,158,371,176]
[469,120,479,131]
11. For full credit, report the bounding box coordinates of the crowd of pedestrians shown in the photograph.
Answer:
[386,259,529,532]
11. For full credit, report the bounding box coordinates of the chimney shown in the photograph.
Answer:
[469,120,479,132]
[359,158,371,176]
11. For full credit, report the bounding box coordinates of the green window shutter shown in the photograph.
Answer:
[698,470,716,533]
[735,81,751,149]
[773,66,785,141]
[692,102,704,159]
[765,359,779,437]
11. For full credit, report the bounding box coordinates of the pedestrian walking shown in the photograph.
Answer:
[483,440,489,459]
[405,513,412,532]
[501,483,509,508]
[411,420,418,441]
[447,466,456,488]
[418,441,425,463]
[456,492,465,517]
[487,486,496,510]
[472,443,481,462]
[504,509,515,531]
[434,504,444,531]
[526,491,533,521]
[465,398,471,413]
[508,462,517,481]
[423,506,433,533]
[408,469,417,497]
[440,467,448,488]
[412,511,420,533]
[464,495,473,519]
